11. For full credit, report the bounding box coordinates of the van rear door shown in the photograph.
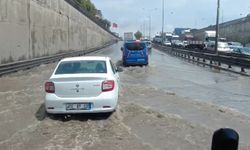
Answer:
[125,42,146,58]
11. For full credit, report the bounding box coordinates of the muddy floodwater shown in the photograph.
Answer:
[0,42,250,149]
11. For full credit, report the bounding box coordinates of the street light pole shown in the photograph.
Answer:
[161,0,165,44]
[143,20,146,39]
[142,8,157,40]
[215,0,220,55]
[149,15,151,40]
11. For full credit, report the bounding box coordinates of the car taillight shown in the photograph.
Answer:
[45,82,55,93]
[102,80,115,92]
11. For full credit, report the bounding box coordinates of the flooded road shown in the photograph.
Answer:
[95,42,250,117]
[94,42,250,143]
[0,42,250,149]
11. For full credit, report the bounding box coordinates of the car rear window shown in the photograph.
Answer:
[218,42,229,48]
[55,60,107,74]
[125,43,145,51]
[243,48,250,53]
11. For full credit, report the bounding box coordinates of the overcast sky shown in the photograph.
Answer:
[92,0,250,36]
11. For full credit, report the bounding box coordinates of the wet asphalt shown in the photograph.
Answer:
[95,42,250,117]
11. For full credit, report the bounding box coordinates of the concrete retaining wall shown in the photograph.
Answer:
[192,15,250,45]
[0,0,116,64]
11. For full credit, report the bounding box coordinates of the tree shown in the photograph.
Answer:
[134,31,142,40]
[76,0,111,30]
[76,0,97,16]
[101,19,111,29]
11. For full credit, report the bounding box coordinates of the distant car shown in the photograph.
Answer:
[142,40,152,49]
[163,40,172,46]
[153,36,162,43]
[45,56,120,114]
[245,43,250,47]
[228,42,243,50]
[183,41,189,47]
[232,47,250,56]
[172,40,184,48]
[121,40,148,66]
[206,41,232,52]
[147,41,152,49]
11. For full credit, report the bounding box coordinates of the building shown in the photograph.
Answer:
[174,28,191,36]
[192,14,250,45]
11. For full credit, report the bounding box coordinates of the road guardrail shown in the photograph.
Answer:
[154,44,250,76]
[0,41,116,76]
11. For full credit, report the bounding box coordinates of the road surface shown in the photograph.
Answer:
[0,42,250,150]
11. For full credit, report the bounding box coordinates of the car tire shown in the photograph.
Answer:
[46,111,56,118]
[123,62,127,67]
[100,112,114,118]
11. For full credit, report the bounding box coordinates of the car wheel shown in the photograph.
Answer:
[46,111,57,118]
[122,60,127,67]
[100,112,114,118]
[123,63,127,67]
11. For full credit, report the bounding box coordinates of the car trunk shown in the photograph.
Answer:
[51,76,107,98]
[127,50,144,58]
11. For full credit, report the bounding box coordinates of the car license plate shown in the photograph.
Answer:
[66,103,91,110]
[137,59,145,62]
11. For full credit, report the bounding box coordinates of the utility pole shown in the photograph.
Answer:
[142,8,157,40]
[215,0,220,55]
[143,21,146,39]
[149,16,151,40]
[221,10,224,23]
[161,0,165,44]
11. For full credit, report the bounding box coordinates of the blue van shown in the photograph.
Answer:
[121,40,148,66]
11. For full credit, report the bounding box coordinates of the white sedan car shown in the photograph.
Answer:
[45,56,120,114]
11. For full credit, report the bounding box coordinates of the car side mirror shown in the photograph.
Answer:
[116,67,123,72]
[121,47,124,51]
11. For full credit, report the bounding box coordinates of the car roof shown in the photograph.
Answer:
[219,42,228,44]
[61,56,110,62]
[125,40,146,44]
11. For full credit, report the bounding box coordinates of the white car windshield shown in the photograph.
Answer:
[55,60,107,74]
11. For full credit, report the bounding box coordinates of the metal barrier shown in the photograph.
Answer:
[0,41,116,76]
[154,44,250,76]
[183,47,250,59]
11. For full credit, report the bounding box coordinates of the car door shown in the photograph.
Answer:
[110,60,120,84]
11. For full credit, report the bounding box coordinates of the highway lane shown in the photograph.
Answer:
[94,42,250,143]
[95,42,250,116]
